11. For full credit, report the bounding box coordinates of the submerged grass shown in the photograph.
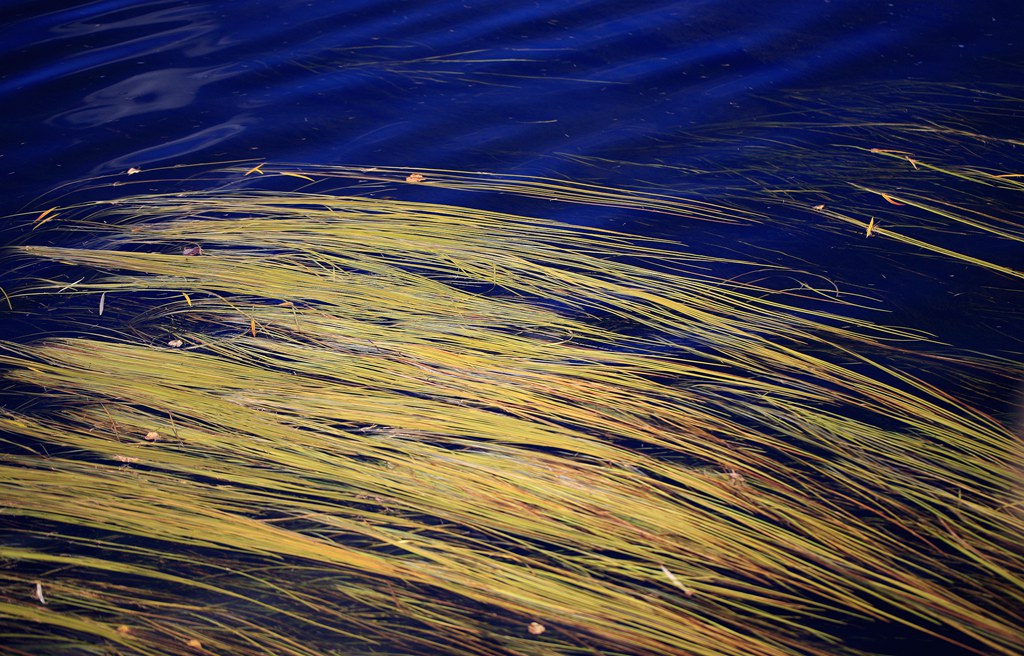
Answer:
[562,83,1024,297]
[1,154,1022,656]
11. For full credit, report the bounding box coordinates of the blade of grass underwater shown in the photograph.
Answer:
[2,163,1023,655]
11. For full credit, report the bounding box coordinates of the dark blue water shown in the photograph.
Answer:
[3,0,1021,383]
[1,1,1018,192]
[1,1,1022,654]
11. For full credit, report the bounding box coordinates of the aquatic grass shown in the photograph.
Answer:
[1,161,1023,655]
[560,83,1024,296]
[296,45,621,88]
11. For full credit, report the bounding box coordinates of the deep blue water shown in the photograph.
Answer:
[3,0,1021,385]
[1,1,1022,654]
[2,0,1019,195]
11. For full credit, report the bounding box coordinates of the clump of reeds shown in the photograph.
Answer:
[0,159,1022,656]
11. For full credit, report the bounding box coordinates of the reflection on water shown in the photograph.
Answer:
[1,1,222,92]
[95,117,254,174]
[51,65,245,128]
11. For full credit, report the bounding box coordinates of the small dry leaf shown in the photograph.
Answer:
[116,625,132,635]
[144,431,160,441]
[186,638,203,649]
[126,167,142,175]
[405,173,425,183]
[527,621,545,636]
[113,455,140,463]
[167,339,184,348]
[660,563,696,597]
[33,207,59,230]
[34,207,58,224]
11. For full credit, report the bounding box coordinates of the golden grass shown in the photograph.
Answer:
[557,83,1024,290]
[1,158,1022,655]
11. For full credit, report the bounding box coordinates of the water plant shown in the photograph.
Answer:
[1,116,1022,656]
